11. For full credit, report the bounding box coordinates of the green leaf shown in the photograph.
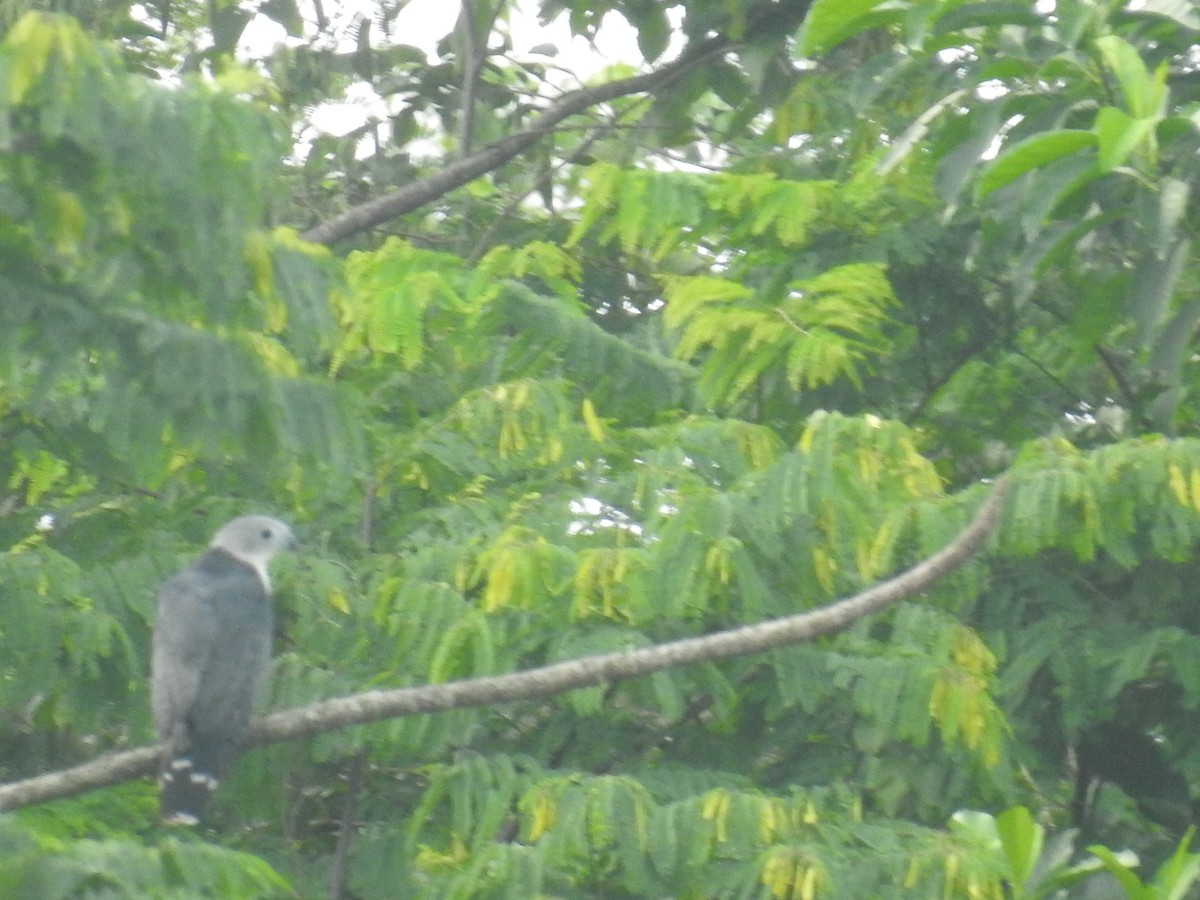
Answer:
[977,130,1097,198]
[799,0,893,56]
[634,5,670,61]
[1151,827,1200,900]
[996,806,1042,885]
[1087,844,1150,899]
[259,0,304,36]
[1094,106,1157,171]
[1130,237,1189,338]
[1094,35,1166,120]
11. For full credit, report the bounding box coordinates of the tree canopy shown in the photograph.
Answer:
[4,1,1200,897]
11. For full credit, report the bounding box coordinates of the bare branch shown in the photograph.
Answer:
[0,746,160,812]
[298,42,724,246]
[453,0,492,158]
[297,2,819,245]
[0,477,1007,812]
[255,478,1007,741]
[326,750,368,900]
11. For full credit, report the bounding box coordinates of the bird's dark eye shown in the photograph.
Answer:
[261,529,273,540]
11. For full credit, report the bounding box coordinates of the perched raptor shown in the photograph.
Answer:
[151,515,294,825]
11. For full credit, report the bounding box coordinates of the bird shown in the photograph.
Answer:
[151,514,294,825]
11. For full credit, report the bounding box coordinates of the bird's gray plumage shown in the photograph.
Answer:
[151,515,293,825]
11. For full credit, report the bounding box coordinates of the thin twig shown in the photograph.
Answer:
[326,750,368,900]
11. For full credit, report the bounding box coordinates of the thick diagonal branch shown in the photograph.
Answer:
[0,477,1006,812]
[299,1,817,245]
[299,48,722,245]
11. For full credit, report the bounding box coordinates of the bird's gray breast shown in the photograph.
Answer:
[151,549,273,743]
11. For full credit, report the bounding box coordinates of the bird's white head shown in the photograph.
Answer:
[209,515,295,592]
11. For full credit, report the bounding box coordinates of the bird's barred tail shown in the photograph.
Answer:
[158,747,225,825]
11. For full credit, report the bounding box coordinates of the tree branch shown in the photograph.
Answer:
[296,0,820,246]
[0,476,1007,812]
[453,0,490,158]
[299,40,725,246]
[326,750,367,900]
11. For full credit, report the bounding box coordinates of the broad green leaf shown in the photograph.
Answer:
[634,5,670,61]
[995,806,1042,885]
[1094,34,1167,119]
[1130,237,1189,337]
[977,130,1096,197]
[1151,827,1200,900]
[1094,106,1157,171]
[1086,845,1150,898]
[798,0,893,56]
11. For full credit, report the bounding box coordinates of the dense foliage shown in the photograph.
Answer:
[4,0,1200,897]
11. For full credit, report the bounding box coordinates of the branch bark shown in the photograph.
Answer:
[0,477,1006,813]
